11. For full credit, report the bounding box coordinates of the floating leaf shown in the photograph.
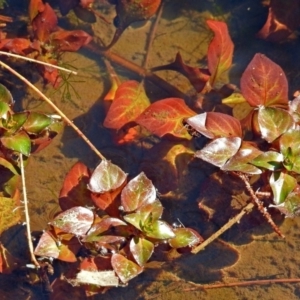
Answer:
[136,98,195,139]
[251,151,284,171]
[121,172,156,212]
[168,228,202,249]
[195,137,241,168]
[186,112,242,139]
[240,53,288,107]
[111,253,143,283]
[34,231,60,259]
[50,206,94,236]
[221,142,262,174]
[76,269,119,287]
[1,131,31,156]
[0,157,19,175]
[0,84,13,105]
[87,160,127,193]
[143,220,175,239]
[206,20,234,86]
[0,244,19,274]
[23,112,52,134]
[257,107,293,143]
[130,237,154,266]
[222,92,246,105]
[0,102,10,119]
[6,112,29,133]
[270,172,297,205]
[104,80,150,130]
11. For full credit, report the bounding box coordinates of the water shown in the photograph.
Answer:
[1,0,300,299]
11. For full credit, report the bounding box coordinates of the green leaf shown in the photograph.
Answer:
[130,237,154,266]
[257,107,293,143]
[221,141,262,174]
[1,131,31,156]
[87,160,127,193]
[0,102,10,118]
[168,228,202,249]
[121,172,156,212]
[23,112,52,134]
[7,112,29,133]
[0,157,20,175]
[251,151,284,171]
[0,84,13,104]
[143,220,175,239]
[195,137,241,168]
[111,253,143,283]
[269,172,297,205]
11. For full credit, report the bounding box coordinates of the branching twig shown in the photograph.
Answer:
[19,153,40,268]
[192,202,254,254]
[0,60,106,161]
[237,173,284,238]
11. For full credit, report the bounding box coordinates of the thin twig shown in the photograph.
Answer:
[0,51,78,75]
[0,60,106,161]
[191,202,254,254]
[238,173,284,238]
[183,278,300,291]
[19,153,40,268]
[143,2,164,69]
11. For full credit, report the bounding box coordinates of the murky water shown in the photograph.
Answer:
[2,0,300,299]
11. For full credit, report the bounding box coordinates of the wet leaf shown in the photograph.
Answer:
[221,141,262,174]
[0,102,10,119]
[270,172,297,205]
[136,98,195,139]
[87,160,127,193]
[257,107,293,143]
[0,38,33,55]
[0,191,21,235]
[6,112,29,133]
[34,231,60,259]
[251,151,284,171]
[111,253,143,283]
[57,237,81,262]
[0,244,19,274]
[206,20,234,86]
[240,53,288,107]
[29,0,44,21]
[222,92,246,105]
[59,162,94,211]
[168,228,202,249]
[186,112,242,139]
[50,206,94,236]
[130,237,154,266]
[195,137,242,168]
[0,84,13,105]
[0,157,19,175]
[1,131,31,156]
[121,172,156,212]
[143,220,175,239]
[76,269,119,287]
[151,52,210,93]
[50,30,93,52]
[23,112,52,134]
[104,80,150,130]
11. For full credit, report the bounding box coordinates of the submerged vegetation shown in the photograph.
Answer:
[1,0,300,298]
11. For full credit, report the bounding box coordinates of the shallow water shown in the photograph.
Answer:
[2,0,300,299]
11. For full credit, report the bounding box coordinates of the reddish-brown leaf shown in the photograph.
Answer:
[0,38,32,55]
[32,3,58,42]
[50,30,93,52]
[240,53,288,107]
[104,80,150,130]
[151,52,210,93]
[0,244,19,274]
[206,20,234,86]
[59,162,94,211]
[28,0,45,22]
[135,98,195,139]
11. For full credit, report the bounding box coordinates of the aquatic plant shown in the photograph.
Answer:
[0,0,300,298]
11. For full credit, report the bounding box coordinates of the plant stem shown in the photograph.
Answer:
[0,60,106,161]
[238,173,284,238]
[19,153,40,268]
[191,202,254,254]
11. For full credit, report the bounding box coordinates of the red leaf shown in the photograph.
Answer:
[135,98,196,139]
[240,53,288,107]
[151,52,210,93]
[28,0,45,21]
[0,38,32,55]
[206,20,234,86]
[59,162,94,211]
[32,3,58,42]
[104,80,150,130]
[50,29,93,52]
[0,244,19,274]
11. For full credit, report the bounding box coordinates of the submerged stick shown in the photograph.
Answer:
[191,202,254,254]
[19,153,40,268]
[0,60,106,161]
